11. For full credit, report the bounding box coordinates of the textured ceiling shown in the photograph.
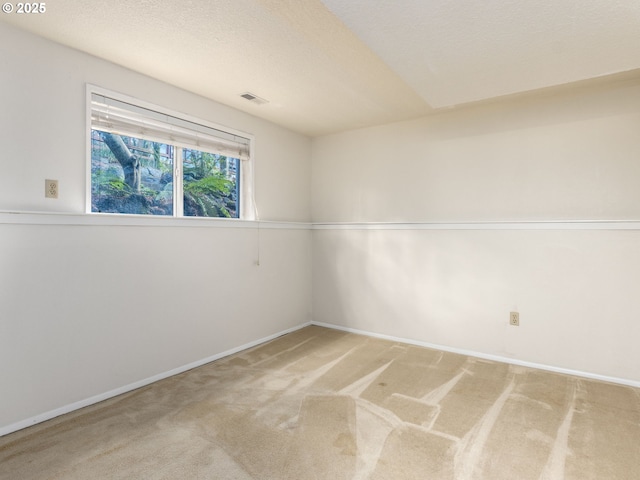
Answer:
[2,0,640,136]
[320,0,640,108]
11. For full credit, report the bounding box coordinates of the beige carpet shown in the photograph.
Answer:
[1,326,639,479]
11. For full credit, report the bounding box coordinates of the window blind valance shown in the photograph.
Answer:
[91,93,251,161]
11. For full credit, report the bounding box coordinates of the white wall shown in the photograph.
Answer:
[312,81,640,223]
[0,220,311,431]
[0,22,310,221]
[312,80,640,384]
[0,23,312,433]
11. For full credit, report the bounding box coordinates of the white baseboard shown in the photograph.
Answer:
[312,321,640,389]
[0,322,311,438]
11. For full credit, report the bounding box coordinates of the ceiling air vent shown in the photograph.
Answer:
[240,92,269,105]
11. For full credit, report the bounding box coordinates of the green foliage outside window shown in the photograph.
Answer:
[183,149,237,218]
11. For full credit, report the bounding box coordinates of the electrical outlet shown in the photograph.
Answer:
[509,311,520,326]
[45,179,58,199]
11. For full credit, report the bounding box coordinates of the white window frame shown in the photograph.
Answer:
[86,84,255,220]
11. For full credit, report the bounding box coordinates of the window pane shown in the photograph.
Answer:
[182,149,239,218]
[91,129,174,215]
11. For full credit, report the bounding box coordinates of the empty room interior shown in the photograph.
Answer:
[1,1,639,479]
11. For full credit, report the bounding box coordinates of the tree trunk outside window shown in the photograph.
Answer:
[101,132,141,191]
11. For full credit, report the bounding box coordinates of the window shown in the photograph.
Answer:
[88,88,253,219]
